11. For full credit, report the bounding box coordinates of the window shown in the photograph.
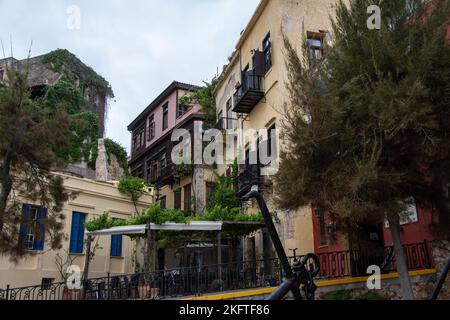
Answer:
[184,184,192,214]
[19,205,47,251]
[226,99,233,129]
[317,207,329,247]
[153,161,159,181]
[206,182,217,209]
[160,152,167,171]
[69,212,86,254]
[174,189,182,210]
[110,220,123,257]
[160,196,167,210]
[146,159,152,183]
[148,115,155,141]
[0,69,4,82]
[267,124,276,159]
[133,126,145,152]
[262,33,272,72]
[162,103,169,130]
[307,32,325,60]
[177,101,190,119]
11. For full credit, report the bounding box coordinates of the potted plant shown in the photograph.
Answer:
[137,275,149,300]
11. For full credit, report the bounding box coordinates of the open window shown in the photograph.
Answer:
[307,31,326,60]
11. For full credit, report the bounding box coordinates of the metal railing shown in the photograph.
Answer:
[233,73,263,107]
[316,241,432,279]
[236,165,261,195]
[0,242,433,300]
[0,258,283,301]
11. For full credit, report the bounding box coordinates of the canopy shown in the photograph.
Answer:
[86,221,224,236]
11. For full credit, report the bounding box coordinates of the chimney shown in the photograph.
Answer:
[96,138,109,182]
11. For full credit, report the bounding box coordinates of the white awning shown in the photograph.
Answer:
[86,225,147,236]
[86,221,223,236]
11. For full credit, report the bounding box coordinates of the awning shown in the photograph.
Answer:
[86,221,224,236]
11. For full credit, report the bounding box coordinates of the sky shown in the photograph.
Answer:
[0,0,260,152]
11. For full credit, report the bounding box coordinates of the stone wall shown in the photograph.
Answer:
[430,240,450,300]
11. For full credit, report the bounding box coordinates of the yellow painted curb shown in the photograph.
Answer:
[179,269,436,300]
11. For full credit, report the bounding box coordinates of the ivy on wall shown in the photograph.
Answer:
[39,49,128,172]
[42,49,114,99]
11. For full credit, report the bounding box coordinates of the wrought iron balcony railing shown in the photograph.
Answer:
[233,73,264,114]
[0,241,433,300]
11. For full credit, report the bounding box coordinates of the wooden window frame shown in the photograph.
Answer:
[162,103,169,131]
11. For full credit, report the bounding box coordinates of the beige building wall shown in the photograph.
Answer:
[0,173,153,289]
[214,0,339,258]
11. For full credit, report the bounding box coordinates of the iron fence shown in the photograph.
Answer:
[0,241,433,300]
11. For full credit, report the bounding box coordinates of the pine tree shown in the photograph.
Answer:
[276,0,450,300]
[0,66,73,260]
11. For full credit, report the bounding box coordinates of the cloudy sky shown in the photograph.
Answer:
[0,0,260,152]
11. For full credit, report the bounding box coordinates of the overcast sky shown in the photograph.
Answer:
[0,0,260,152]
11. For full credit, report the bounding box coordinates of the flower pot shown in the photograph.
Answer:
[138,284,149,300]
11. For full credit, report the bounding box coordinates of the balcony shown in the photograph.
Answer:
[156,164,175,185]
[236,164,261,196]
[233,73,264,114]
[150,163,194,186]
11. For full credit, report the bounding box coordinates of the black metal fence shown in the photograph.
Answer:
[0,258,282,301]
[0,242,433,300]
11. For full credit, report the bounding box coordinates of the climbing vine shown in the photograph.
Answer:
[42,49,114,98]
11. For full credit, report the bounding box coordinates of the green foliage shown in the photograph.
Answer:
[85,213,127,232]
[104,139,128,171]
[193,206,266,237]
[208,162,241,210]
[42,49,114,98]
[275,0,450,236]
[0,68,72,259]
[90,138,129,173]
[85,203,267,238]
[45,80,83,115]
[320,290,387,300]
[118,177,148,203]
[320,290,353,300]
[128,204,187,225]
[179,77,218,129]
[172,162,193,185]
[355,291,387,300]
[56,111,99,164]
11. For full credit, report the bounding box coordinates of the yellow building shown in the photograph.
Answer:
[214,0,339,258]
[0,172,153,289]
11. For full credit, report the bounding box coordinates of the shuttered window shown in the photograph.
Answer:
[110,234,123,257]
[19,205,47,251]
[69,212,86,254]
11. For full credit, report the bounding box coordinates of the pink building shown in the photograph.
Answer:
[128,81,202,182]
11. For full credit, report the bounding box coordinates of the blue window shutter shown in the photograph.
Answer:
[34,208,47,251]
[69,213,80,253]
[110,235,117,257]
[110,235,123,257]
[117,235,122,257]
[77,214,86,253]
[19,205,32,249]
